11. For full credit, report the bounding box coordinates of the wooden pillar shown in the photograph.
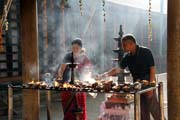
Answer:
[167,0,180,119]
[20,0,40,120]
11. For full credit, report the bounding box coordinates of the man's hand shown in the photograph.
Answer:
[94,67,122,80]
[94,74,105,80]
[56,75,63,81]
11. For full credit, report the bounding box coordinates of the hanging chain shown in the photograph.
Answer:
[0,6,8,52]
[148,0,152,41]
[43,0,48,49]
[4,5,9,31]
[79,0,83,16]
[0,0,13,52]
[102,0,106,22]
[0,0,12,29]
[0,24,3,52]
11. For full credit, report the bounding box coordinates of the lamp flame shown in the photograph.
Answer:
[54,81,59,87]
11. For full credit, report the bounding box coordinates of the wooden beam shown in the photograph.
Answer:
[0,76,21,83]
[168,0,180,119]
[20,0,40,120]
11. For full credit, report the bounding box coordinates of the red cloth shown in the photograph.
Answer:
[61,53,90,120]
[61,92,87,120]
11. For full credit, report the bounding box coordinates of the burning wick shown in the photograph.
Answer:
[27,80,35,87]
[54,81,59,87]
[63,83,73,88]
[41,81,46,86]
[28,80,35,85]
[29,80,35,84]
[63,83,68,88]
[40,81,47,88]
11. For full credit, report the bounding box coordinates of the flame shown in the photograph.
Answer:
[36,81,41,85]
[41,81,46,86]
[63,83,69,88]
[54,81,59,87]
[62,83,75,88]
[82,72,96,84]
[29,80,35,84]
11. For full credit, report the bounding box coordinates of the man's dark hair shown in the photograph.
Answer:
[71,38,82,47]
[121,34,136,43]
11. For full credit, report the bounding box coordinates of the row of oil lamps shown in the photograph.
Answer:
[23,79,156,93]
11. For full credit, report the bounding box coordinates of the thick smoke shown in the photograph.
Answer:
[37,0,167,78]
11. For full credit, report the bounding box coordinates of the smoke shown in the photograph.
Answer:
[37,0,167,76]
[28,63,39,80]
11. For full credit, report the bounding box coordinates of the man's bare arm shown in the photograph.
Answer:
[101,67,122,78]
[146,66,156,98]
[150,66,156,83]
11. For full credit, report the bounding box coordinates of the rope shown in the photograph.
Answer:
[0,0,13,52]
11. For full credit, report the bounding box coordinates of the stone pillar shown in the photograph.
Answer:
[167,0,180,119]
[20,0,40,120]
